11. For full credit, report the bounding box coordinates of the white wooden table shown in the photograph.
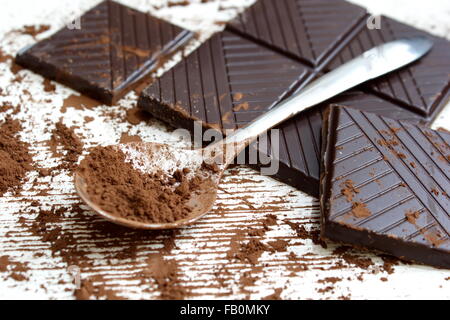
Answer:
[0,0,449,300]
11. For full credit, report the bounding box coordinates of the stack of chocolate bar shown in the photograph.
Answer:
[16,0,450,268]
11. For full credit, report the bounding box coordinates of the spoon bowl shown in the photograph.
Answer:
[74,142,224,229]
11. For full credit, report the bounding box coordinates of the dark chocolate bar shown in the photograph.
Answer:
[320,106,450,268]
[15,0,194,105]
[229,1,450,122]
[228,0,368,67]
[251,91,429,197]
[325,16,450,120]
[139,30,312,133]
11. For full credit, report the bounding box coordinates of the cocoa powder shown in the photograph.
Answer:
[0,255,29,281]
[76,146,204,224]
[49,122,83,171]
[0,117,32,196]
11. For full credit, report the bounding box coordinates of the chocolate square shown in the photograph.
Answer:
[320,106,450,268]
[139,30,312,133]
[15,0,194,105]
[325,16,450,120]
[228,0,368,66]
[252,91,429,197]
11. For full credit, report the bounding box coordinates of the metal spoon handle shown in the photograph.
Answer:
[212,36,432,159]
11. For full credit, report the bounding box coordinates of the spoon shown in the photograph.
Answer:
[75,36,433,230]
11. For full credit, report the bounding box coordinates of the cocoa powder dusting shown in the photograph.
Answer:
[351,202,371,218]
[340,179,360,202]
[126,106,152,125]
[76,146,203,224]
[0,255,29,281]
[75,275,124,300]
[20,24,50,37]
[0,117,33,196]
[405,210,421,224]
[50,122,83,171]
[142,254,189,299]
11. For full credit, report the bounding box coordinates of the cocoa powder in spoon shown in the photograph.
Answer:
[76,146,206,224]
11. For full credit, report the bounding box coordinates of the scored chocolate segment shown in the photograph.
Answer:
[139,30,311,132]
[15,0,194,105]
[325,16,450,119]
[227,0,368,66]
[320,106,450,268]
[252,91,429,197]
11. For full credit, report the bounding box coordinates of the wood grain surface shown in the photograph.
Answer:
[0,0,449,299]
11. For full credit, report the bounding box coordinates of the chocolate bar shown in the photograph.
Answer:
[139,0,450,198]
[251,91,429,197]
[139,30,312,133]
[325,16,450,120]
[320,106,450,268]
[229,0,450,122]
[15,0,194,105]
[228,0,368,67]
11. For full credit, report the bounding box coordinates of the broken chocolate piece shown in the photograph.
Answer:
[320,106,450,268]
[15,0,194,105]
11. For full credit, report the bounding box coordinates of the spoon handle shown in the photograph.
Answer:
[207,36,432,164]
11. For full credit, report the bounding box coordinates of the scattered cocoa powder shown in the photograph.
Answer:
[61,94,101,113]
[126,106,152,125]
[284,220,309,239]
[340,179,360,202]
[380,255,400,274]
[0,256,9,272]
[0,255,29,281]
[233,92,244,101]
[201,161,220,173]
[141,254,189,300]
[342,254,374,269]
[75,275,124,300]
[318,277,342,284]
[43,78,56,92]
[267,239,289,252]
[317,286,334,294]
[405,210,421,224]
[0,117,33,196]
[0,49,13,63]
[229,239,272,265]
[49,122,83,171]
[262,288,282,300]
[20,24,50,37]
[351,202,371,218]
[119,132,142,144]
[76,146,205,224]
[168,1,190,7]
[332,246,352,255]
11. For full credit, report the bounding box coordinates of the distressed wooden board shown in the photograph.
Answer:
[0,0,449,300]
